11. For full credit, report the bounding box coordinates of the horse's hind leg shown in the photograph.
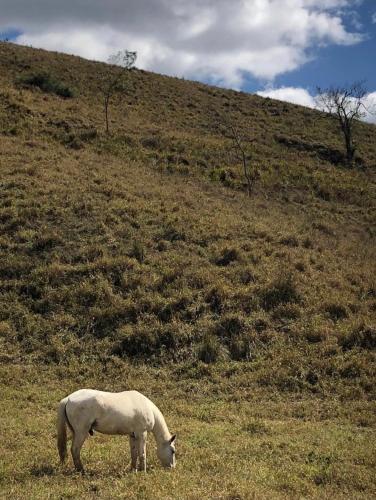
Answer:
[71,431,87,473]
[129,434,138,471]
[137,431,147,472]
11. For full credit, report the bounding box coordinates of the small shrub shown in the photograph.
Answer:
[121,134,137,147]
[302,237,314,249]
[323,302,349,321]
[272,303,301,321]
[31,232,61,253]
[140,135,162,149]
[260,273,301,310]
[113,324,158,357]
[306,451,333,486]
[215,314,244,339]
[160,223,186,242]
[213,313,252,360]
[238,268,257,284]
[279,235,299,247]
[253,317,269,332]
[340,323,376,350]
[129,240,145,263]
[156,295,191,323]
[197,334,223,363]
[209,167,235,187]
[90,302,137,337]
[74,276,117,308]
[295,261,306,272]
[112,320,191,358]
[18,72,74,98]
[339,360,362,379]
[228,334,252,360]
[305,369,319,385]
[156,240,170,252]
[304,328,328,343]
[214,247,240,266]
[312,221,335,236]
[315,185,332,202]
[79,127,98,142]
[205,284,229,314]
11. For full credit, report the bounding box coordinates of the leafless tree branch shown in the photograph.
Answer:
[222,115,259,196]
[315,81,369,165]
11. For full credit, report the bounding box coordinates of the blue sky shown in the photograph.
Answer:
[253,0,376,94]
[1,0,375,118]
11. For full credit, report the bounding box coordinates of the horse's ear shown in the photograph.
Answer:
[169,434,176,444]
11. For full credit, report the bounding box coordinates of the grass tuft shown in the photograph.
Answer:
[260,273,301,310]
[340,323,376,350]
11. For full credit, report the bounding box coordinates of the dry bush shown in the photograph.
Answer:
[340,323,376,350]
[197,334,226,363]
[259,273,301,311]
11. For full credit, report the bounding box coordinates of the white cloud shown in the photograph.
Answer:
[257,86,376,123]
[372,12,376,23]
[257,87,316,108]
[0,0,365,88]
[363,92,376,123]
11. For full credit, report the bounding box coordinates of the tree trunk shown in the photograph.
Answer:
[241,149,251,196]
[104,96,110,134]
[343,127,355,164]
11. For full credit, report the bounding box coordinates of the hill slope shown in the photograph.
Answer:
[0,41,375,375]
[0,41,376,499]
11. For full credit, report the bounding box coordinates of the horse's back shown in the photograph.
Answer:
[66,389,149,407]
[66,388,101,403]
[64,389,155,435]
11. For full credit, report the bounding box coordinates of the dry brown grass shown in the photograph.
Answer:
[0,41,375,498]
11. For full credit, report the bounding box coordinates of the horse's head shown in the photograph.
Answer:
[157,434,176,468]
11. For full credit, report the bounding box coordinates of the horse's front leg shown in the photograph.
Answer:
[137,431,147,472]
[129,433,138,471]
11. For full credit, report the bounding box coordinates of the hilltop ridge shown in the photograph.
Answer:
[1,42,375,202]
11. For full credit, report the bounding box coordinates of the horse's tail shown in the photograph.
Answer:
[57,397,69,464]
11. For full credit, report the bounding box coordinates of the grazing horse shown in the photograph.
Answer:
[57,389,176,472]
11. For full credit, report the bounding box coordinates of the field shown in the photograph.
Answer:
[0,42,375,498]
[2,363,376,499]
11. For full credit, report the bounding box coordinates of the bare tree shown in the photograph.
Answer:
[315,81,369,165]
[101,50,137,134]
[227,121,259,196]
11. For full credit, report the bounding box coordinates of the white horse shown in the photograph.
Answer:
[57,389,176,473]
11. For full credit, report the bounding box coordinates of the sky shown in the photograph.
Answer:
[0,0,375,121]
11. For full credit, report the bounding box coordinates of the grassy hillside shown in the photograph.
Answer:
[0,42,375,498]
